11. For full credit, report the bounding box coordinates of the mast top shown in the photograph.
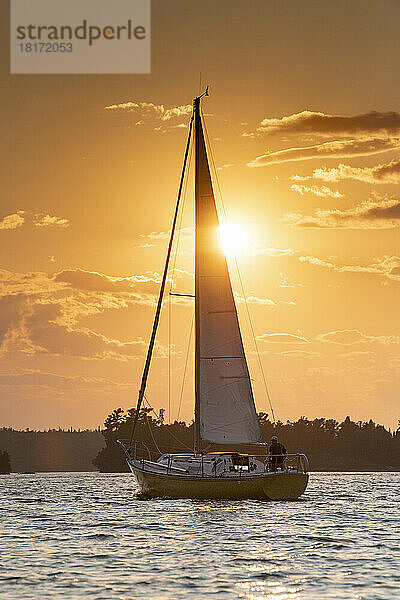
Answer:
[193,86,209,109]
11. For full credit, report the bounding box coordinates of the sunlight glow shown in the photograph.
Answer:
[219,223,249,256]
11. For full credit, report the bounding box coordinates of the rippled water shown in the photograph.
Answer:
[0,472,399,599]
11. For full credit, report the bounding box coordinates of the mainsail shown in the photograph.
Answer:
[194,97,261,446]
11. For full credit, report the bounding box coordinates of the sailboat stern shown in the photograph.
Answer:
[261,472,309,500]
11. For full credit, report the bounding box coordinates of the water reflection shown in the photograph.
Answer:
[237,581,300,600]
[0,472,398,599]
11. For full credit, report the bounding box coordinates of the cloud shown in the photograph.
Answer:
[252,248,297,257]
[255,110,400,137]
[0,211,25,230]
[0,211,69,231]
[235,293,297,307]
[34,214,70,228]
[256,333,309,344]
[0,269,68,300]
[140,230,170,240]
[340,350,376,360]
[0,294,27,353]
[54,268,164,308]
[284,197,400,229]
[290,184,344,198]
[55,268,159,293]
[279,273,305,288]
[308,158,400,185]
[0,267,175,361]
[279,350,321,359]
[0,294,149,361]
[298,254,400,281]
[26,304,147,360]
[317,329,400,345]
[247,138,400,167]
[139,226,193,241]
[238,295,276,306]
[104,101,192,129]
[0,371,132,393]
[2,266,170,309]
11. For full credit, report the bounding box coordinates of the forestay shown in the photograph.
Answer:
[194,99,261,445]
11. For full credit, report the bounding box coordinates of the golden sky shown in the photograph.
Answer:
[0,0,399,430]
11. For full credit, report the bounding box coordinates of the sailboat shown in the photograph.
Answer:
[119,90,309,500]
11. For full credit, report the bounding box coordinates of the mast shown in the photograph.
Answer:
[194,95,201,454]
[129,108,194,449]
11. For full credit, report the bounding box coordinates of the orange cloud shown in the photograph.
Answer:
[252,248,297,257]
[298,254,400,281]
[308,158,400,184]
[104,101,192,121]
[0,295,149,361]
[317,330,400,345]
[247,138,400,167]
[55,268,159,293]
[255,110,400,137]
[0,211,25,230]
[34,214,70,228]
[104,101,192,132]
[290,184,344,198]
[256,333,309,344]
[284,198,400,229]
[0,294,27,354]
[0,211,69,231]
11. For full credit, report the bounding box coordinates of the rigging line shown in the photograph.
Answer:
[177,309,195,422]
[129,110,194,449]
[143,395,194,452]
[200,107,276,424]
[234,261,276,423]
[169,135,193,291]
[168,136,193,424]
[145,409,162,455]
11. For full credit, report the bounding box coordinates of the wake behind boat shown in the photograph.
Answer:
[119,90,309,500]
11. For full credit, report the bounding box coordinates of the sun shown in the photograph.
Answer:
[219,223,249,257]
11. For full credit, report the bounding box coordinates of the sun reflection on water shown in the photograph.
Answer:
[237,580,300,600]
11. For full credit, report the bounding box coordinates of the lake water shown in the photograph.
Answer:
[0,472,399,599]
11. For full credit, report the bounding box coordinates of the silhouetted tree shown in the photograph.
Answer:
[0,429,103,472]
[93,409,400,472]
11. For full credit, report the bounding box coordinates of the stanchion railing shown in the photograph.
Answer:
[117,442,309,477]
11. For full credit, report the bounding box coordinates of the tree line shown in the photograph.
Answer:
[0,450,11,474]
[93,408,400,472]
[1,411,398,473]
[0,428,104,472]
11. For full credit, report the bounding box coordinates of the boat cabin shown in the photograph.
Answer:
[157,452,265,477]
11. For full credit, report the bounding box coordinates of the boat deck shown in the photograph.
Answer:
[122,447,309,479]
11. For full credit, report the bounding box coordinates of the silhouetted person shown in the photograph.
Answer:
[269,436,286,471]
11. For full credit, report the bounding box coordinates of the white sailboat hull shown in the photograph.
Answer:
[128,460,308,500]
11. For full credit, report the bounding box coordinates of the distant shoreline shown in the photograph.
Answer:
[2,469,400,474]
[2,415,400,474]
